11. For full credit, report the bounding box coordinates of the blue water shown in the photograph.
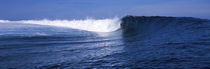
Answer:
[0,16,210,69]
[1,0,210,68]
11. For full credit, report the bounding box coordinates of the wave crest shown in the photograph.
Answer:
[0,18,121,32]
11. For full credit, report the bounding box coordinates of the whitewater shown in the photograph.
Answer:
[0,18,121,32]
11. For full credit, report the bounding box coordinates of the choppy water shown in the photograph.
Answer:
[0,16,210,69]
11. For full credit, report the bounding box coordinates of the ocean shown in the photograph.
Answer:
[0,16,210,69]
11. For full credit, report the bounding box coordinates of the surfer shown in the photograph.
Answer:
[120,22,123,29]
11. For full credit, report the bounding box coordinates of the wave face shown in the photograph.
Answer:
[121,16,210,36]
[1,16,210,69]
[0,18,121,32]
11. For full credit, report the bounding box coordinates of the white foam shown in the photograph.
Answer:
[0,20,10,23]
[0,18,121,32]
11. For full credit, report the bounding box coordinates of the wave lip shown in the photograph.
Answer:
[0,18,121,32]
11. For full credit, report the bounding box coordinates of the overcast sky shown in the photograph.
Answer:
[0,0,210,20]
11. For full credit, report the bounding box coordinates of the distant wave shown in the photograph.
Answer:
[0,18,121,32]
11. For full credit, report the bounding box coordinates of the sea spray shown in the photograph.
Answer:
[0,18,121,32]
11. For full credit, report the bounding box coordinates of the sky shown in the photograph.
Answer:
[0,0,210,20]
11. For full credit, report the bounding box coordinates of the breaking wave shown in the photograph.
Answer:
[0,18,121,32]
[1,16,210,69]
